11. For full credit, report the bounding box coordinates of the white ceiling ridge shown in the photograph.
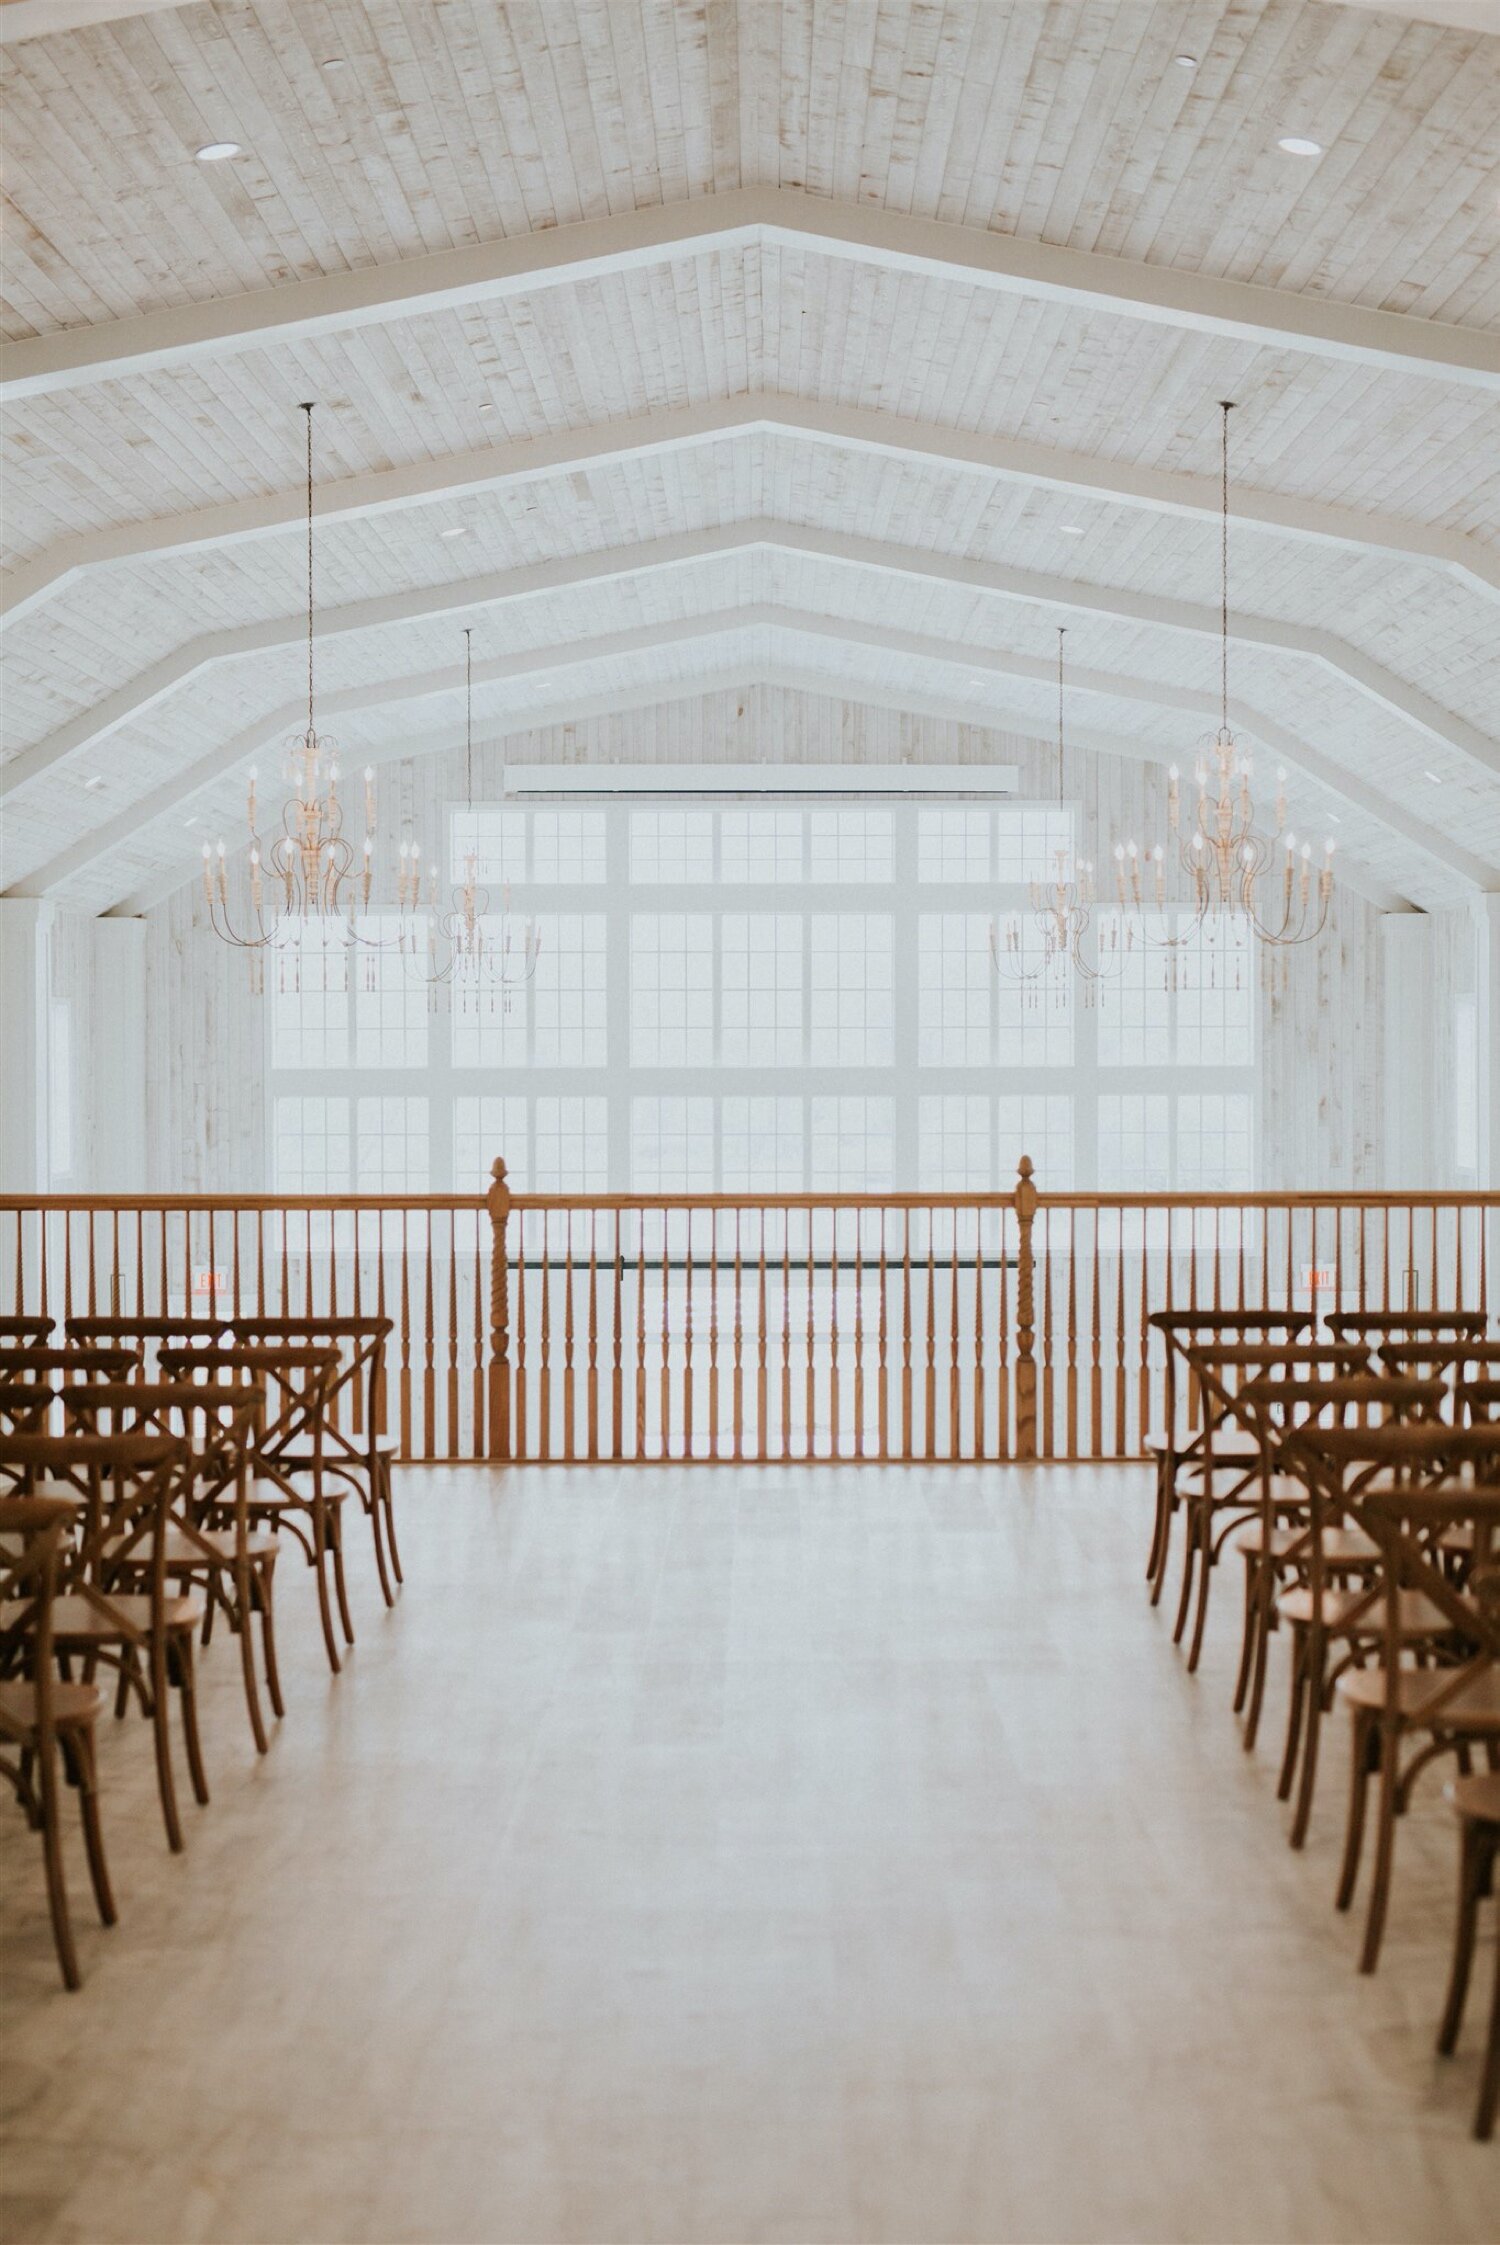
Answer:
[6,519,1494,802]
[4,395,1495,634]
[8,601,1477,910]
[5,187,1497,405]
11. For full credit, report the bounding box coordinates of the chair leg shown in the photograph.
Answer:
[37,1731,81,1991]
[331,1513,355,1647]
[1186,1510,1215,1674]
[1358,1722,1402,1975]
[173,1629,210,1810]
[1172,1499,1199,1646]
[1337,1705,1377,1912]
[1244,1576,1275,1753]
[257,1558,285,1720]
[233,1558,269,1756]
[66,1728,116,1928]
[311,1508,342,1676]
[1232,1555,1257,1714]
[1278,1624,1307,1802]
[1146,1457,1171,1585]
[1289,1625,1326,1851]
[149,1631,184,1853]
[1438,1820,1486,2056]
[1477,1888,1500,2142]
[380,1461,402,1586]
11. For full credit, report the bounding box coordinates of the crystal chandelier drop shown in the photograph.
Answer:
[992,628,1127,1006]
[202,404,384,988]
[1121,402,1335,956]
[405,629,541,1012]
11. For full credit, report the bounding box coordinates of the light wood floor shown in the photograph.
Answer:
[1,1464,1495,2245]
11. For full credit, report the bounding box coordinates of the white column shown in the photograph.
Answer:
[85,918,148,1191]
[1381,912,1435,1186]
[0,898,53,1191]
[1479,893,1500,1190]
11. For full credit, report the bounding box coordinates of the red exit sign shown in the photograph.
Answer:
[1301,1265,1336,1293]
[191,1268,227,1296]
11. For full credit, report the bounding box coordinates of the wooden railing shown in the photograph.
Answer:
[4,1170,1495,1464]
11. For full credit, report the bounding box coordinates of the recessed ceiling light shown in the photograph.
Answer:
[1173,54,1197,69]
[440,526,470,540]
[1423,770,1443,785]
[477,402,496,415]
[322,57,347,69]
[1060,525,1086,537]
[194,141,242,162]
[84,774,106,790]
[1277,136,1323,158]
[184,815,201,829]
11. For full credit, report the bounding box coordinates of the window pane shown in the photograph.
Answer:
[809,808,893,884]
[810,1097,894,1192]
[918,1095,993,1190]
[918,808,990,884]
[532,914,607,1067]
[995,806,1074,885]
[721,1097,804,1191]
[631,1097,715,1190]
[270,925,348,1069]
[630,914,714,1066]
[631,808,714,885]
[918,914,991,1066]
[721,808,803,884]
[353,917,428,1068]
[532,1097,609,1192]
[274,1096,350,1192]
[455,807,526,885]
[721,914,803,1067]
[1176,1094,1253,1191]
[996,1095,1074,1189]
[531,809,607,885]
[454,1095,528,1194]
[355,1097,430,1192]
[809,913,893,1065]
[1098,1094,1171,1190]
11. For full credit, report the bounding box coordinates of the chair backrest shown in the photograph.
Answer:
[159,1344,338,1460]
[1456,1379,1500,1427]
[63,1316,233,1347]
[0,1346,141,1383]
[0,1315,54,1344]
[1376,1339,1500,1376]
[229,1316,391,1459]
[0,1494,76,1749]
[1357,1481,1500,1692]
[0,1382,58,1434]
[0,1432,182,1625]
[1325,1309,1489,1339]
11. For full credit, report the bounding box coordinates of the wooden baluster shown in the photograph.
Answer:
[374,1209,388,1445]
[539,1220,553,1464]
[1065,1205,1078,1460]
[755,1215,768,1464]
[231,1211,242,1331]
[37,1204,49,1330]
[660,1212,672,1462]
[707,1215,720,1463]
[1089,1209,1103,1461]
[515,1208,529,1463]
[947,1216,960,1461]
[182,1206,192,1324]
[900,1209,913,1463]
[923,1223,936,1463]
[1013,1156,1038,1462]
[997,1202,1010,1462]
[732,1210,745,1464]
[877,1213,889,1462]
[1135,1210,1149,1458]
[562,1211,576,1465]
[1113,1210,1126,1460]
[634,1214,647,1462]
[780,1222,792,1465]
[351,1211,365,1438]
[472,1207,487,1459]
[1041,1208,1055,1461]
[855,1217,867,1462]
[683,1207,695,1462]
[420,1211,436,1461]
[399,1209,413,1461]
[587,1218,600,1464]
[303,1207,314,1320]
[971,1206,984,1461]
[804,1211,816,1463]
[447,1214,460,1461]
[63,1209,74,1329]
[829,1213,841,1461]
[611,1215,624,1463]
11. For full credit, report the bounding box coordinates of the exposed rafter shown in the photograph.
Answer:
[7,522,1496,804]
[10,604,1484,909]
[5,394,1496,631]
[6,188,1498,404]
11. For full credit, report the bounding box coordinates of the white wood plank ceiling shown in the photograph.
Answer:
[1,0,1497,915]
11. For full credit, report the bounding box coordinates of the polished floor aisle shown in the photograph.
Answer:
[1,1464,1494,2245]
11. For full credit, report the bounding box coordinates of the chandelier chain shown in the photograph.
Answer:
[301,402,315,740]
[1219,398,1232,735]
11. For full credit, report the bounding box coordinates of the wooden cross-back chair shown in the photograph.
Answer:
[1377,1340,1500,1385]
[0,1383,59,1438]
[160,1343,351,1674]
[0,1316,55,1345]
[1334,1475,1500,1977]
[228,1316,400,1607]
[62,1316,233,1386]
[1438,1770,1500,2140]
[0,1348,142,1412]
[1168,1340,1374,1681]
[1232,1377,1455,1850]
[0,1431,202,1853]
[1143,1309,1316,1611]
[1325,1309,1490,1343]
[59,1380,279,1756]
[0,1492,114,1990]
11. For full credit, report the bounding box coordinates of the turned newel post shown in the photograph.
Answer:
[1014,1153,1038,1461]
[486,1156,513,1463]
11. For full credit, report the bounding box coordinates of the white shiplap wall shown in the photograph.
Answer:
[52,687,1390,1193]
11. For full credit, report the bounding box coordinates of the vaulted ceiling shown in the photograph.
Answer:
[2,0,1497,916]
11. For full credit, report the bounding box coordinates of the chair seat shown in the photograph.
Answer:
[1145,1427,1262,1465]
[0,1678,102,1739]
[105,1527,279,1569]
[1446,1772,1500,1825]
[262,1440,392,1470]
[242,1479,350,1514]
[1278,1585,1451,1637]
[39,1591,203,1642]
[1337,1665,1500,1728]
[1236,1523,1376,1566]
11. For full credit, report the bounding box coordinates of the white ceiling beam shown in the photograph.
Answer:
[11,603,1475,908]
[0,0,190,43]
[5,395,1495,632]
[8,520,1495,801]
[6,187,1497,404]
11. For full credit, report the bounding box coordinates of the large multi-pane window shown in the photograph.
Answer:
[269,800,1257,1193]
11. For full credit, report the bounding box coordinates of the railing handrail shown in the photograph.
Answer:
[4,1189,1496,1214]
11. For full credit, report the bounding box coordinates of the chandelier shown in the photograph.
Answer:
[402,629,541,1012]
[1122,402,1335,957]
[992,629,1126,1006]
[202,404,384,988]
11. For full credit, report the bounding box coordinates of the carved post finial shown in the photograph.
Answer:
[1014,1153,1039,1461]
[486,1155,513,1462]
